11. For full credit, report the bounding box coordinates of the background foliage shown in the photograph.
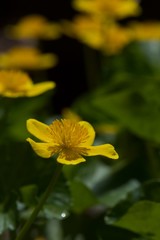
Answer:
[1,1,160,240]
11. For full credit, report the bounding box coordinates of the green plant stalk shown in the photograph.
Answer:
[146,142,160,178]
[83,45,101,90]
[16,163,63,240]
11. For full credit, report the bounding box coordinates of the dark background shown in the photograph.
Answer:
[0,0,158,23]
[0,0,159,113]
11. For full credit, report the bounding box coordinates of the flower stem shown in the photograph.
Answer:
[16,163,63,240]
[83,45,101,90]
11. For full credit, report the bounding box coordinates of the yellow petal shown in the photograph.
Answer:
[26,119,53,142]
[78,121,95,146]
[26,81,56,97]
[84,144,119,159]
[26,138,56,158]
[72,0,94,13]
[2,91,27,98]
[57,153,86,165]
[117,1,141,18]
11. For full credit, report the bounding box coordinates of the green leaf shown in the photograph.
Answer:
[73,43,160,143]
[0,210,15,234]
[19,184,38,206]
[0,140,58,200]
[115,200,160,240]
[102,42,155,81]
[100,179,140,208]
[142,180,160,202]
[42,181,71,220]
[74,75,160,143]
[7,95,51,141]
[69,180,99,214]
[97,224,141,240]
[63,159,112,190]
[20,181,71,221]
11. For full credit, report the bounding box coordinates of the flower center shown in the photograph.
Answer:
[49,119,89,147]
[59,146,87,160]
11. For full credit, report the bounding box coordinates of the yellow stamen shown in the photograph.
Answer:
[49,119,89,147]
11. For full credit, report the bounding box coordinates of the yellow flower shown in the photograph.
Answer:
[73,0,141,19]
[0,70,55,97]
[62,16,132,54]
[130,21,160,40]
[62,108,82,122]
[95,123,120,135]
[62,16,104,50]
[103,23,132,54]
[5,15,61,40]
[26,119,119,165]
[0,46,58,70]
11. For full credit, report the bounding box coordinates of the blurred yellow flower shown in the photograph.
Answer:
[62,108,82,122]
[0,70,55,97]
[62,0,143,54]
[26,119,119,165]
[73,0,141,19]
[0,46,58,70]
[5,15,61,40]
[63,16,132,54]
[103,23,132,54]
[62,16,105,50]
[130,21,160,40]
[95,123,120,135]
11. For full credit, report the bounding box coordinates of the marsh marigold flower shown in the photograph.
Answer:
[0,46,57,70]
[73,0,141,19]
[6,15,61,40]
[103,23,132,54]
[0,70,55,97]
[62,0,142,54]
[26,118,119,165]
[62,16,105,50]
[62,16,132,54]
[62,108,82,122]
